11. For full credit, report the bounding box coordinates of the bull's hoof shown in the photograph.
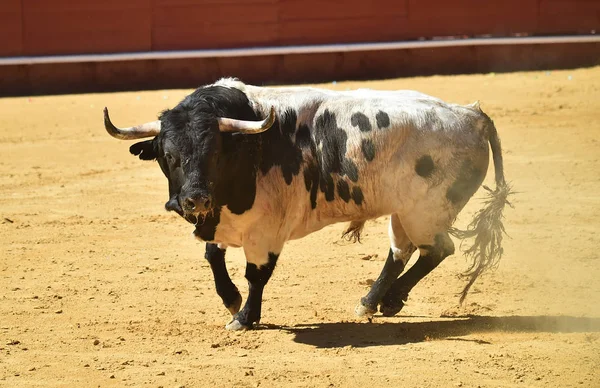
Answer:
[355,298,377,318]
[225,319,251,331]
[379,301,405,317]
[226,294,243,316]
[379,293,408,317]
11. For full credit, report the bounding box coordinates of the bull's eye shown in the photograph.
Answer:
[164,152,175,164]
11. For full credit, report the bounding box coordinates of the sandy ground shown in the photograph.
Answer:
[1,66,600,388]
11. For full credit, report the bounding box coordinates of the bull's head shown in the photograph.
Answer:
[103,103,275,224]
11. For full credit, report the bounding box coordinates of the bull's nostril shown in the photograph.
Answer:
[203,198,211,209]
[184,198,196,210]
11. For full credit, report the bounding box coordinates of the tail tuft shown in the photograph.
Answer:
[449,182,513,304]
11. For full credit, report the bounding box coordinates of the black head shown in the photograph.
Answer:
[127,85,262,223]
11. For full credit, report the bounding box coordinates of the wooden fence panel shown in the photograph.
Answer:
[152,1,279,50]
[21,0,152,55]
[538,0,600,34]
[407,0,539,37]
[279,0,409,44]
[279,0,408,21]
[0,0,22,56]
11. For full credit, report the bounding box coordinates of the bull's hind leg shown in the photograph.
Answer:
[379,232,455,316]
[355,214,416,318]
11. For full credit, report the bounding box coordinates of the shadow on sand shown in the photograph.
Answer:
[259,315,600,348]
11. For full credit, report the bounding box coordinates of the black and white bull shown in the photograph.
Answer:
[104,78,511,330]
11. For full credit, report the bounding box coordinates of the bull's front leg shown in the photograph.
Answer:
[204,243,242,316]
[226,244,280,331]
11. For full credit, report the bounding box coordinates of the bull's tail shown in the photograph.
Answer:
[449,117,513,304]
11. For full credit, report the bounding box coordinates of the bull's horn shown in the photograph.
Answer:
[104,107,161,140]
[217,106,276,134]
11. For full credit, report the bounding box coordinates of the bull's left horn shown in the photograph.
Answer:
[104,107,161,140]
[217,106,276,134]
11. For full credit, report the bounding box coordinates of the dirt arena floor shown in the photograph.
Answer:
[1,66,600,387]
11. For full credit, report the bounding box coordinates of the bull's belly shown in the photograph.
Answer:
[285,187,407,241]
[286,213,381,241]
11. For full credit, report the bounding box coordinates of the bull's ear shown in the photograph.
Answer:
[129,140,157,160]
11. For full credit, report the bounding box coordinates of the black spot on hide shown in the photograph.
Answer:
[314,110,359,186]
[259,109,303,185]
[320,174,335,202]
[337,180,351,202]
[303,161,320,209]
[446,160,484,206]
[361,139,376,162]
[298,124,320,209]
[351,112,372,132]
[351,186,364,205]
[376,111,390,129]
[342,160,359,182]
[415,155,435,178]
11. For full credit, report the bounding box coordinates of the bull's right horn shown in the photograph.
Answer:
[104,107,161,140]
[217,106,276,134]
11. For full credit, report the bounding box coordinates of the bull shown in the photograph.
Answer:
[104,78,512,330]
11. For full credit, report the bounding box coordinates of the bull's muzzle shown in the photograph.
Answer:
[182,195,212,215]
